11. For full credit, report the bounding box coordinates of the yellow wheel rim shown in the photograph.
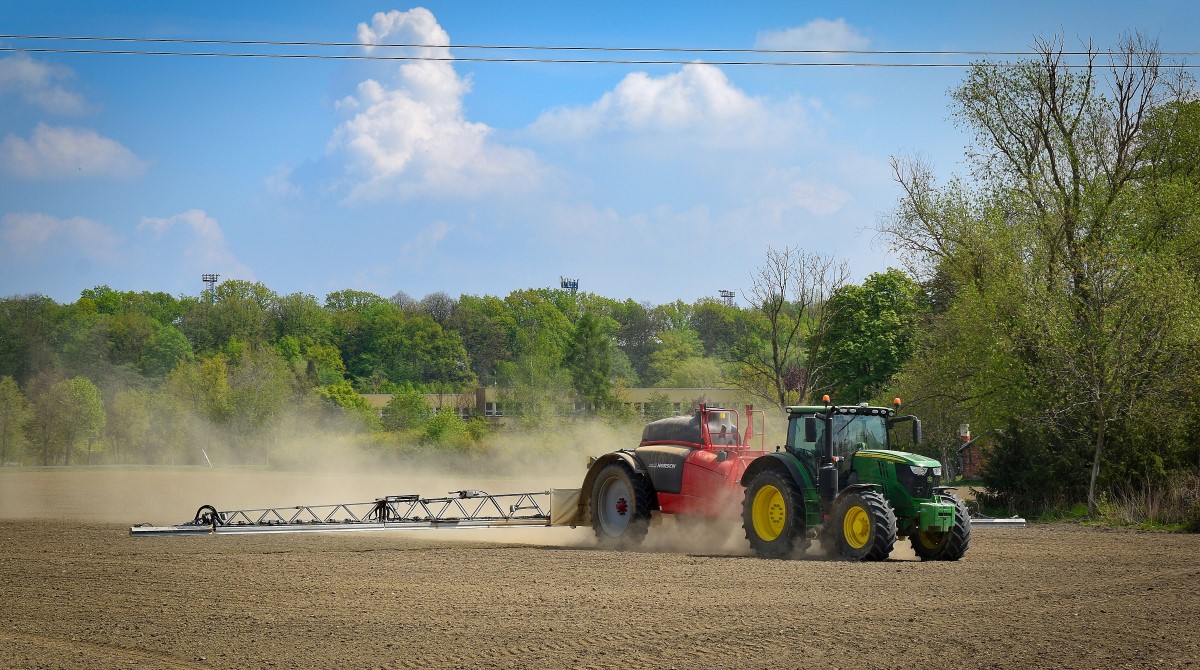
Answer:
[917,530,943,550]
[843,505,871,549]
[751,484,786,541]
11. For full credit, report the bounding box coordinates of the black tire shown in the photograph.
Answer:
[742,468,808,559]
[911,494,972,561]
[590,462,652,548]
[832,489,897,561]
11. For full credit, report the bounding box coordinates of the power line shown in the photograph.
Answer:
[3,46,1195,68]
[0,46,1011,66]
[2,34,1197,57]
[0,34,1194,67]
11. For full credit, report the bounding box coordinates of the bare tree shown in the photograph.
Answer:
[419,292,457,327]
[730,246,848,412]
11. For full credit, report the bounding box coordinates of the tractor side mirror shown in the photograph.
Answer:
[804,417,816,443]
[912,419,923,446]
[716,450,729,463]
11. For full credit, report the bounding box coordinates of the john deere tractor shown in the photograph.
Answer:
[741,397,970,561]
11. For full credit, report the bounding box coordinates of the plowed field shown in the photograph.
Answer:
[2,469,1198,669]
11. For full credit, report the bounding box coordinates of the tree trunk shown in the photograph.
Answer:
[1087,423,1106,516]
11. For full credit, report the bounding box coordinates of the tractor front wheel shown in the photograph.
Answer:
[590,462,652,549]
[742,468,807,559]
[832,489,897,561]
[911,494,972,561]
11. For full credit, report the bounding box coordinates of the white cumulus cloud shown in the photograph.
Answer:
[330,8,541,201]
[530,64,762,143]
[0,212,118,260]
[139,209,253,278]
[755,18,870,52]
[1,123,145,179]
[0,54,86,114]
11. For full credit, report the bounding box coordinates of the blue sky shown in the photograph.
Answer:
[1,1,1196,306]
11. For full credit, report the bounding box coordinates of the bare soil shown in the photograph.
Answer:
[1,469,1198,669]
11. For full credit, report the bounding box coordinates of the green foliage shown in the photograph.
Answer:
[419,409,472,450]
[315,380,380,432]
[642,392,677,421]
[166,355,233,424]
[30,376,106,466]
[0,376,31,465]
[497,350,573,428]
[106,387,151,464]
[563,311,613,410]
[382,386,432,431]
[820,269,924,403]
[882,34,1200,515]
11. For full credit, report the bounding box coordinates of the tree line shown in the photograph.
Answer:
[1,33,1197,523]
[0,261,918,465]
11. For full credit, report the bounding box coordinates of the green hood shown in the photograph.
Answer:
[854,449,941,469]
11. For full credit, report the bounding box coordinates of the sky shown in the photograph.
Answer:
[0,1,1196,307]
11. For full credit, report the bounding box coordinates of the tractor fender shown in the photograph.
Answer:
[740,452,808,489]
[833,482,883,505]
[578,450,658,521]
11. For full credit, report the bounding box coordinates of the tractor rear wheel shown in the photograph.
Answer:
[591,462,652,549]
[911,494,972,561]
[742,468,807,558]
[832,489,897,561]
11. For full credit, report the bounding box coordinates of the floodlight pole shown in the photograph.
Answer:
[201,274,220,305]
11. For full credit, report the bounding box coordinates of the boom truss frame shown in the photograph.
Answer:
[131,490,553,537]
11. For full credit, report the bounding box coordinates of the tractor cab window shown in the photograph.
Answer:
[787,416,823,468]
[831,414,887,461]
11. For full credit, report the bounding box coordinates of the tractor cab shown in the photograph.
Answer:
[786,402,907,481]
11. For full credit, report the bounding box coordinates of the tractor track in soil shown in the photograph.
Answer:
[2,469,1199,669]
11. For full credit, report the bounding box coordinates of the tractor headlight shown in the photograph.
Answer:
[933,467,942,477]
[909,465,929,476]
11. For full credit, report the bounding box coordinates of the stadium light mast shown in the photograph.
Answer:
[201,273,220,305]
[719,289,735,307]
[560,277,579,295]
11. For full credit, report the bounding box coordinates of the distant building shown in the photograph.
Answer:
[957,424,985,479]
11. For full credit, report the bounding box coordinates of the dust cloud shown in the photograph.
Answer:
[0,416,782,557]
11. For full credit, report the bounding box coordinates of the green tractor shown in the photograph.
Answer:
[741,397,970,561]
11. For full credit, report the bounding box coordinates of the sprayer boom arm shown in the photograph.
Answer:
[131,490,556,537]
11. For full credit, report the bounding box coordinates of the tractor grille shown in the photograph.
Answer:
[895,464,940,499]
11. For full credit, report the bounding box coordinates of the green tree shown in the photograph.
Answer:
[315,380,380,431]
[881,33,1199,513]
[382,386,431,431]
[609,299,659,384]
[420,408,471,449]
[563,311,613,411]
[497,351,573,427]
[819,269,925,403]
[106,388,151,464]
[227,347,295,460]
[449,294,514,384]
[642,392,677,421]
[42,377,105,466]
[0,376,32,466]
[165,355,234,424]
[691,298,743,357]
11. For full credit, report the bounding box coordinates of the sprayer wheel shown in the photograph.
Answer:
[590,462,652,549]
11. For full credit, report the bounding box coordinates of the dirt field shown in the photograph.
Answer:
[2,469,1198,669]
